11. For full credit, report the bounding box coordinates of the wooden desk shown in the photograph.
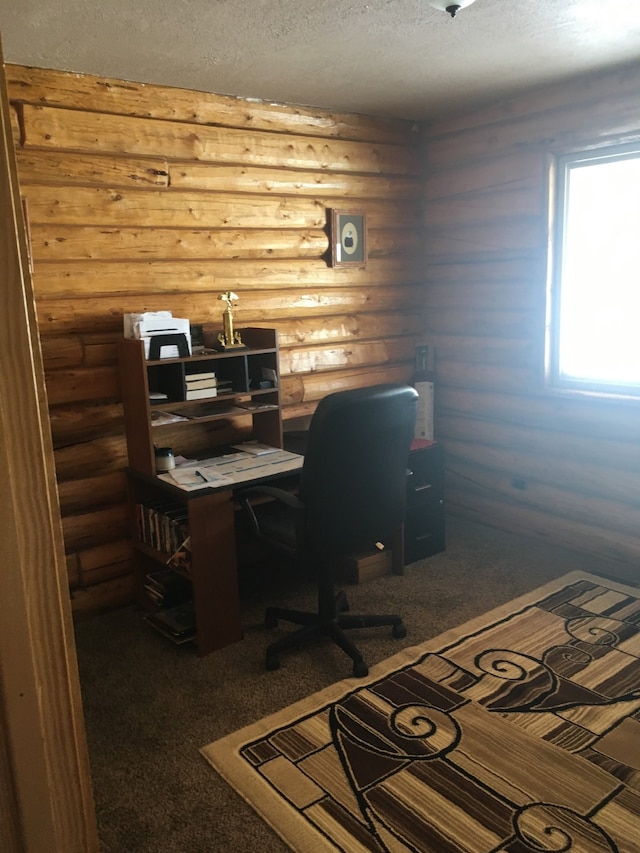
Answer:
[127,457,302,657]
[119,327,291,656]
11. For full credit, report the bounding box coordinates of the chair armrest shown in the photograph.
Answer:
[236,485,303,509]
[236,486,304,542]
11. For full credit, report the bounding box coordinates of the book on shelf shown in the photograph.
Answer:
[185,370,216,382]
[162,507,190,552]
[144,585,164,607]
[144,601,196,643]
[137,499,175,550]
[145,567,191,607]
[185,385,218,400]
[184,377,217,391]
[136,500,188,552]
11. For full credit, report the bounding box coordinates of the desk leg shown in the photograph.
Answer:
[188,489,242,656]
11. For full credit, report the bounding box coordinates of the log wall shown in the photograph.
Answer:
[423,63,640,572]
[7,65,424,612]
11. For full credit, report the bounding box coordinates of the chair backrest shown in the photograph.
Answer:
[299,384,418,557]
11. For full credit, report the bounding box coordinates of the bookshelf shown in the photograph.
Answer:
[125,473,240,655]
[119,327,284,655]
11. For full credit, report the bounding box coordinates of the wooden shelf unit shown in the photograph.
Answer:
[119,327,284,655]
[119,327,283,476]
[126,471,240,656]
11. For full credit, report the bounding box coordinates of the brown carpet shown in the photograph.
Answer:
[202,571,640,852]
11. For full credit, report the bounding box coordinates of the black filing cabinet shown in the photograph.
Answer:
[405,442,445,564]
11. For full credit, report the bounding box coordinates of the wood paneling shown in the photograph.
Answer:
[17,56,638,608]
[424,62,640,572]
[8,63,423,611]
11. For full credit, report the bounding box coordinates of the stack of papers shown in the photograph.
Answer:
[158,464,233,490]
[156,449,303,491]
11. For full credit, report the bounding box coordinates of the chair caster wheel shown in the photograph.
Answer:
[392,622,407,639]
[266,655,281,671]
[265,613,278,629]
[353,660,368,678]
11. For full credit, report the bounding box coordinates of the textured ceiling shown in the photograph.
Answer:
[3,0,640,120]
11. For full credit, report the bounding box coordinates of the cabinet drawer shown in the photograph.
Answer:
[405,501,445,537]
[404,503,445,563]
[406,445,444,504]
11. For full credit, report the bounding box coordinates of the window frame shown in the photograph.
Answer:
[546,141,640,400]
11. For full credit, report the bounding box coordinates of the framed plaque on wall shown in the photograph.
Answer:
[329,209,367,267]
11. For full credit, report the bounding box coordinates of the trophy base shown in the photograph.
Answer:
[215,341,246,351]
[214,329,246,351]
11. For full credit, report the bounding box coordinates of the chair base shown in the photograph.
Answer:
[264,596,407,678]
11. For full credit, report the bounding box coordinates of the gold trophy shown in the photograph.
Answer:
[217,291,244,349]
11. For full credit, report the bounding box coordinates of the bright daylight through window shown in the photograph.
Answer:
[548,144,640,397]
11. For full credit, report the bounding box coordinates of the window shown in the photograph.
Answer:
[547,143,640,398]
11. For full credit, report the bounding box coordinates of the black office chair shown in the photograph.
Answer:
[237,383,418,678]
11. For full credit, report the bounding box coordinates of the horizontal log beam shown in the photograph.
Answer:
[280,363,413,405]
[20,104,421,175]
[428,61,640,140]
[280,336,419,374]
[23,184,420,230]
[445,436,640,510]
[437,386,640,444]
[57,472,126,514]
[32,256,421,298]
[7,64,418,146]
[16,149,169,187]
[61,505,128,552]
[28,224,421,262]
[70,575,134,613]
[447,483,640,568]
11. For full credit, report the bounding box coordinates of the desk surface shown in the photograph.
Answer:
[155,448,303,493]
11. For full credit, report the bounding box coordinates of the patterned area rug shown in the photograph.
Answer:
[201,571,640,852]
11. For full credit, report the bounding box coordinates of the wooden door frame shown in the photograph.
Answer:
[0,42,98,852]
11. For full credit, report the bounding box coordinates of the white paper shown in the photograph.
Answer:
[157,450,303,490]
